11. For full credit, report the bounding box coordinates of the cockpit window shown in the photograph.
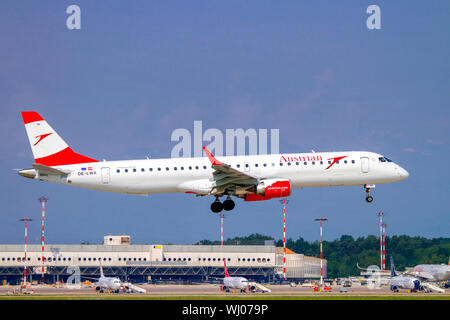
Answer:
[379,157,392,163]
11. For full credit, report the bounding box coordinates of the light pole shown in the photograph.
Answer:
[279,198,289,281]
[20,218,32,291]
[376,211,385,271]
[38,196,48,283]
[220,213,225,246]
[382,222,387,272]
[314,217,327,289]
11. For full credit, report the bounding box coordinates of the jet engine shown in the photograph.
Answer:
[245,179,291,201]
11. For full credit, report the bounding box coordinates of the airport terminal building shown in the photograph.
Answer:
[0,235,326,284]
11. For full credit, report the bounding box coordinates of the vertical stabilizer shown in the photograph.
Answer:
[21,111,98,166]
[390,256,397,277]
[224,259,230,278]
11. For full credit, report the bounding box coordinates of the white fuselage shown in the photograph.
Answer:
[31,151,409,196]
[413,265,450,282]
[390,275,421,291]
[223,276,250,291]
[97,276,122,291]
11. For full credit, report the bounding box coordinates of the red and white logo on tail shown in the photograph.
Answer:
[21,111,97,166]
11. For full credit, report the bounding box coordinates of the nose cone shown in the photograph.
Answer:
[398,166,409,180]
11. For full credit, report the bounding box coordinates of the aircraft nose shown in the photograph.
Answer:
[395,165,409,180]
[398,167,409,179]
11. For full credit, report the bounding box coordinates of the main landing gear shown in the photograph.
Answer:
[210,196,235,213]
[364,184,375,203]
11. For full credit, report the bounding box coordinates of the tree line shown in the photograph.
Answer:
[196,233,450,278]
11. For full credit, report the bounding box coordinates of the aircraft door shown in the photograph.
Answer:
[360,157,369,173]
[101,167,111,184]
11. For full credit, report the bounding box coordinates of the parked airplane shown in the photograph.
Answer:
[18,111,409,212]
[93,265,122,293]
[221,259,255,293]
[389,256,422,293]
[409,264,450,282]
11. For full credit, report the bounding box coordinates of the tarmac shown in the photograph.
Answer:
[0,284,448,299]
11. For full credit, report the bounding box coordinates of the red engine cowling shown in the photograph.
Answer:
[245,179,291,201]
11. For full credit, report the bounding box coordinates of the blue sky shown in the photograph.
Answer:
[1,1,449,246]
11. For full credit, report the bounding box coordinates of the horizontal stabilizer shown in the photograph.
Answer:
[32,163,70,176]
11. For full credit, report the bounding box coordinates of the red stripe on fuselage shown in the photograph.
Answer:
[22,111,44,124]
[35,147,98,166]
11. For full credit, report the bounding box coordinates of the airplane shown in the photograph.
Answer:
[409,264,450,283]
[93,265,122,293]
[18,111,409,212]
[221,259,256,293]
[389,256,422,293]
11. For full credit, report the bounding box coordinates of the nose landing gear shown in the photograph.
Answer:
[364,184,375,203]
[210,196,236,213]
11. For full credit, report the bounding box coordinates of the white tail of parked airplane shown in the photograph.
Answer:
[19,111,409,212]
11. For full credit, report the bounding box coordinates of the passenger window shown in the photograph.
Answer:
[352,160,355,164]
[280,163,283,166]
[263,163,267,167]
[133,169,136,172]
[195,166,199,170]
[117,169,120,173]
[166,167,169,171]
[189,166,192,170]
[296,162,299,165]
[141,168,144,172]
[203,165,207,169]
[158,168,161,171]
[149,168,153,171]
[304,162,307,165]
[320,161,323,165]
[255,164,258,167]
[125,169,128,173]
[344,160,347,164]
[174,167,177,170]
[312,162,315,165]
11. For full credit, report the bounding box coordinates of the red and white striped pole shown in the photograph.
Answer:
[20,218,32,290]
[377,211,384,271]
[220,213,225,246]
[384,226,386,267]
[280,199,289,280]
[315,217,327,288]
[38,196,48,283]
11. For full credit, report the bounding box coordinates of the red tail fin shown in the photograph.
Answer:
[224,259,230,278]
[21,111,98,166]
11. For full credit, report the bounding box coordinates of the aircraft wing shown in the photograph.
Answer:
[203,147,258,195]
[403,271,435,281]
[33,163,70,176]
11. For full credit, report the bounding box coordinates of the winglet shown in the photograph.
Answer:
[203,146,224,165]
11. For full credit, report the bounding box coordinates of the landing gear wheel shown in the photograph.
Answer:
[210,198,223,213]
[364,184,375,203]
[223,198,235,211]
